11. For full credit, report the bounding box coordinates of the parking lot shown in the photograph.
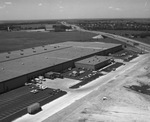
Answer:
[65,67,107,79]
[112,49,139,62]
[63,61,124,89]
[0,85,66,122]
[101,62,124,72]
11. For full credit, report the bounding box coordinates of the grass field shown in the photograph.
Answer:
[133,37,150,45]
[1,30,144,53]
[0,31,97,53]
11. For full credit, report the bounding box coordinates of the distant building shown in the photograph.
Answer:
[92,35,104,39]
[45,24,68,32]
[20,24,44,30]
[45,24,55,31]
[66,29,73,32]
[54,24,66,32]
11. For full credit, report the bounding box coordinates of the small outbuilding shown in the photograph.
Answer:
[92,35,104,39]
[45,24,55,31]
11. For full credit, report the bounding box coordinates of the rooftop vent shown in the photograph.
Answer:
[1,68,4,70]
[20,49,24,52]
[44,48,47,50]
[8,51,11,54]
[33,50,36,53]
[6,56,9,58]
[20,53,24,55]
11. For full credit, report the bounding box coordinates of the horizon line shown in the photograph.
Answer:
[0,17,150,22]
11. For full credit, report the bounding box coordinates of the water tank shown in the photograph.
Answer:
[27,103,41,114]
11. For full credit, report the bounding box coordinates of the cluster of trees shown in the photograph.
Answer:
[0,24,72,31]
[0,24,44,31]
[53,25,72,32]
[0,20,58,31]
[78,21,150,31]
[0,24,8,31]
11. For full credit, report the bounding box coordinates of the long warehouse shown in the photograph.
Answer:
[0,41,122,93]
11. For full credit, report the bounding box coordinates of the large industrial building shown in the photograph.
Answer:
[75,56,112,70]
[0,41,122,93]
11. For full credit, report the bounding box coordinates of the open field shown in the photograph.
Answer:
[0,31,97,53]
[0,30,134,54]
[134,37,150,45]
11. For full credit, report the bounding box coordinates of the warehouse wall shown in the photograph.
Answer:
[27,67,54,80]
[75,63,95,70]
[97,45,123,56]
[25,62,74,80]
[0,83,5,94]
[4,76,27,92]
[108,45,123,54]
[53,64,63,72]
[95,60,111,70]
[62,61,74,70]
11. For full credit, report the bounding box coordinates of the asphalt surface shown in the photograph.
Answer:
[0,86,66,121]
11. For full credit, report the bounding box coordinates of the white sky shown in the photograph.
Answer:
[0,0,149,20]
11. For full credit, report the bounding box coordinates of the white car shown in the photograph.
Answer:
[42,86,48,90]
[30,89,38,94]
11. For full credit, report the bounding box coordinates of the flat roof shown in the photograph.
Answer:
[0,57,68,82]
[0,41,120,83]
[44,47,101,60]
[75,56,111,65]
[0,44,71,63]
[0,41,121,63]
[57,41,121,50]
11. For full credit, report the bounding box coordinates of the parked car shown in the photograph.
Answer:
[30,89,39,94]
